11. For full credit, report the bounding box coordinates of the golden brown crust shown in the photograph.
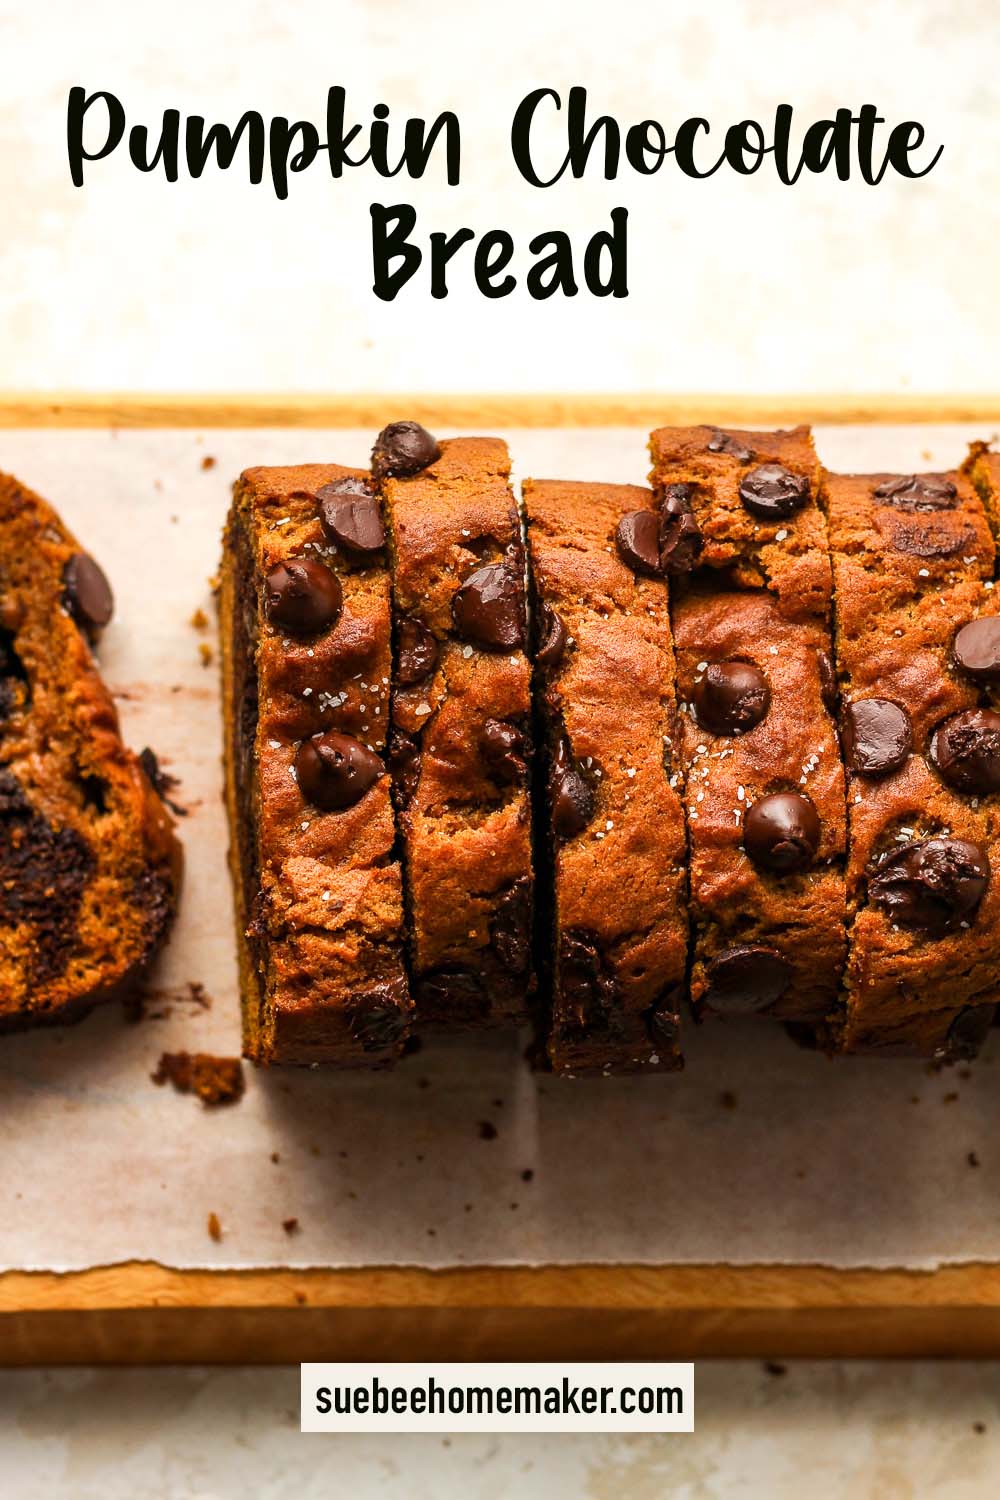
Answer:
[524,479,687,1075]
[672,588,847,1024]
[381,438,534,1027]
[0,471,181,1029]
[826,469,1000,1056]
[221,464,412,1066]
[648,423,830,621]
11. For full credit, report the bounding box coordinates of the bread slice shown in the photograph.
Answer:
[0,471,181,1030]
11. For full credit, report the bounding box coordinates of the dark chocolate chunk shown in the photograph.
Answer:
[930,709,1000,795]
[707,428,755,463]
[451,564,525,650]
[887,518,974,559]
[842,699,912,777]
[738,463,809,520]
[939,1005,994,1062]
[294,731,383,811]
[550,736,594,839]
[703,945,792,1014]
[480,718,527,780]
[874,474,958,511]
[371,421,440,480]
[316,477,385,555]
[264,558,342,635]
[490,878,531,974]
[658,483,704,575]
[0,768,94,984]
[396,616,438,685]
[64,553,114,632]
[348,975,410,1052]
[647,998,681,1055]
[558,931,616,1038]
[744,791,820,873]
[817,650,839,714]
[953,618,1000,683]
[615,510,662,576]
[536,603,568,668]
[387,729,421,808]
[418,968,489,1024]
[868,835,989,934]
[692,660,770,736]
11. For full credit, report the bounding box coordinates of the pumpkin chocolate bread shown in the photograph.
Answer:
[374,425,534,1027]
[672,586,847,1026]
[523,479,687,1075]
[648,424,830,622]
[825,468,1000,1058]
[221,463,413,1066]
[0,471,181,1030]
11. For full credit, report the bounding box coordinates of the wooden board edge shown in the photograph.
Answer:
[5,1262,1000,1362]
[0,393,999,429]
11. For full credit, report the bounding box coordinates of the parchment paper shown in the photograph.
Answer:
[2,423,999,1273]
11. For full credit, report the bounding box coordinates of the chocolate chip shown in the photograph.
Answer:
[451,564,525,650]
[418,968,489,1023]
[738,464,809,520]
[647,999,681,1054]
[703,945,792,1014]
[490,879,531,974]
[348,975,410,1052]
[294,731,383,811]
[63,554,114,632]
[940,1005,994,1062]
[744,791,820,873]
[930,709,1000,795]
[396,617,438,685]
[953,618,1000,683]
[536,603,568,668]
[707,428,755,463]
[316,477,384,555]
[868,836,989,933]
[817,650,839,714]
[615,510,662,576]
[658,484,704,575]
[481,718,527,780]
[550,736,594,838]
[558,931,616,1038]
[387,729,421,808]
[692,661,770,736]
[874,474,958,511]
[888,518,974,558]
[842,699,912,777]
[264,558,342,635]
[371,421,440,480]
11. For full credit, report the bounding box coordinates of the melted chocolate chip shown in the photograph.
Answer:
[615,510,662,576]
[930,709,1000,795]
[703,945,792,1014]
[550,736,594,839]
[536,603,568,668]
[418,968,489,1024]
[953,618,1000,683]
[659,484,704,575]
[371,421,440,481]
[387,729,421,807]
[316,477,385,555]
[348,975,410,1052]
[874,474,958,511]
[738,464,810,520]
[558,931,616,1038]
[0,768,94,984]
[744,791,820,873]
[481,718,527,780]
[842,699,912,777]
[647,999,681,1054]
[396,617,438,685]
[817,650,839,714]
[63,554,114,632]
[940,1005,994,1062]
[490,879,531,974]
[707,428,755,463]
[888,518,974,559]
[868,835,989,933]
[294,731,383,811]
[451,564,525,650]
[264,558,342,635]
[692,661,771,736]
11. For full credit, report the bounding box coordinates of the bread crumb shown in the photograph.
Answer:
[190,607,210,630]
[201,455,217,471]
[478,1120,497,1141]
[151,1051,245,1106]
[199,642,214,668]
[720,1090,738,1110]
[282,1217,300,1235]
[207,1212,223,1242]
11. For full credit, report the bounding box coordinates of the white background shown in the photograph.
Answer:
[0,0,997,394]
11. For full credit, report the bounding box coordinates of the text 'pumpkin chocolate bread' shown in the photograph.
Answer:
[221,464,412,1066]
[648,424,830,621]
[825,468,1000,1057]
[375,427,534,1026]
[0,471,181,1029]
[524,479,687,1074]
